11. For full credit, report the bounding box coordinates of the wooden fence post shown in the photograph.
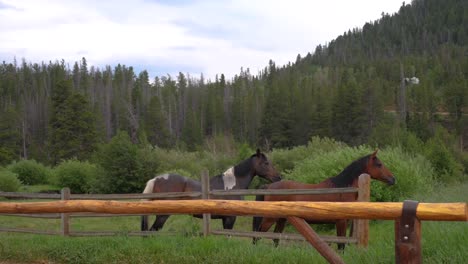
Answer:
[60,187,70,236]
[201,171,211,237]
[395,200,421,264]
[354,173,370,247]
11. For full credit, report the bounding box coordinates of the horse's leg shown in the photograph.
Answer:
[222,216,236,230]
[252,217,277,245]
[272,218,287,247]
[141,215,149,231]
[336,220,347,251]
[150,214,170,231]
[348,220,354,237]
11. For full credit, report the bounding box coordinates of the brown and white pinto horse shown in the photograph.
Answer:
[141,149,281,231]
[252,150,395,250]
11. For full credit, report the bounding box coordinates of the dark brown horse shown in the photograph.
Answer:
[252,150,395,250]
[141,149,281,231]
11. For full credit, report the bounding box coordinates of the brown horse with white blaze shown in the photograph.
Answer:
[252,150,395,250]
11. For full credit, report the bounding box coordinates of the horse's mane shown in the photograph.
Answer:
[330,154,370,187]
[211,154,260,180]
[233,154,258,177]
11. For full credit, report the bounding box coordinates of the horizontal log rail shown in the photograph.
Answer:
[70,192,202,200]
[211,229,358,244]
[0,213,60,219]
[209,187,358,196]
[0,192,61,199]
[69,213,143,218]
[68,231,180,237]
[1,188,357,200]
[0,228,176,237]
[0,200,466,221]
[0,227,59,235]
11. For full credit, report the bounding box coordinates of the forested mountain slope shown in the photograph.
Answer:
[0,0,466,164]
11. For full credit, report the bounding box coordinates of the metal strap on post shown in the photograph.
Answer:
[399,200,419,243]
[395,200,422,264]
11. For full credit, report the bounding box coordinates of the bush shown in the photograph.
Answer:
[52,159,100,193]
[423,138,464,183]
[270,137,345,173]
[7,160,51,185]
[93,131,142,193]
[0,169,22,192]
[285,146,434,201]
[236,143,254,163]
[0,147,16,166]
[150,147,236,180]
[371,147,434,201]
[460,152,468,175]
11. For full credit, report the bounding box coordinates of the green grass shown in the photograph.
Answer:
[19,184,61,193]
[0,183,467,263]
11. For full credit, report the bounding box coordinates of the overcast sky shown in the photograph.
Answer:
[0,0,403,80]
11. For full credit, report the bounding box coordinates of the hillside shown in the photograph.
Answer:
[0,0,466,165]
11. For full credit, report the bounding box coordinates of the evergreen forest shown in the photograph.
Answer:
[0,0,467,192]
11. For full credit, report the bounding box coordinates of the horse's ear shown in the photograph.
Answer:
[256,148,261,157]
[371,149,379,157]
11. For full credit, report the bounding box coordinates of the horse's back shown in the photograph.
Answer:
[263,180,356,202]
[264,180,320,192]
[147,173,201,193]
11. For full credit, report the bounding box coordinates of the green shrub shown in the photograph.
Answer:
[371,147,434,201]
[7,159,51,185]
[52,159,100,193]
[150,147,236,180]
[0,147,16,166]
[286,146,434,201]
[460,152,468,175]
[423,138,464,182]
[0,169,22,192]
[151,148,206,179]
[368,115,400,148]
[270,137,345,173]
[137,145,161,181]
[236,143,254,163]
[93,131,142,193]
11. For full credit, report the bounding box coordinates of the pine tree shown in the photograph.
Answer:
[144,96,171,148]
[331,68,367,145]
[49,80,97,164]
[181,110,202,151]
[0,107,21,165]
[258,60,293,149]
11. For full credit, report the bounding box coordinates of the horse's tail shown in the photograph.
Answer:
[141,178,156,231]
[252,184,267,232]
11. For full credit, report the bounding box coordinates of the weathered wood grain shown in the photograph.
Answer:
[0,200,465,221]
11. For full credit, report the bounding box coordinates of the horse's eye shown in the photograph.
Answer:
[376,163,382,168]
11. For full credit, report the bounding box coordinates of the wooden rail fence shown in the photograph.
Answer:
[0,198,466,264]
[0,173,370,246]
[8,173,466,263]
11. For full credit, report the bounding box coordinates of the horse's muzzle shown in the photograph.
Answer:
[272,175,282,182]
[387,176,396,185]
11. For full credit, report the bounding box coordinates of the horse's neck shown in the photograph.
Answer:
[329,160,366,188]
[210,158,254,190]
[228,158,255,189]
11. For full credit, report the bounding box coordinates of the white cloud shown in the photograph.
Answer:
[0,0,403,79]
